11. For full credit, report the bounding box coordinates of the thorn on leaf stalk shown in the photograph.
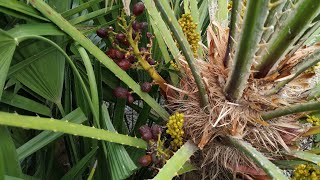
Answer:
[263,25,274,32]
[268,0,285,9]
[258,43,269,48]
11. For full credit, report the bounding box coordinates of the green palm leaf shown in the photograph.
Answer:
[0,29,16,100]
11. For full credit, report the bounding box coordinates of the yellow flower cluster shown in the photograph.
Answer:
[166,112,184,151]
[305,62,320,74]
[306,115,320,126]
[169,60,179,71]
[292,164,320,180]
[228,0,247,17]
[178,13,200,57]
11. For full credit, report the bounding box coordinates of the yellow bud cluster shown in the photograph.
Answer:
[166,112,184,151]
[293,164,320,180]
[306,115,320,126]
[178,13,200,57]
[228,0,247,18]
[305,62,320,74]
[169,60,179,71]
[228,1,232,11]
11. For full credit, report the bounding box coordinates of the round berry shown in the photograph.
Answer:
[105,48,118,59]
[116,59,131,71]
[113,87,129,99]
[138,155,152,167]
[96,28,107,38]
[116,33,126,41]
[151,124,162,139]
[127,55,137,63]
[133,2,145,16]
[132,21,141,31]
[139,125,151,134]
[141,82,152,93]
[147,58,156,65]
[141,132,153,141]
[139,125,153,141]
[115,50,125,59]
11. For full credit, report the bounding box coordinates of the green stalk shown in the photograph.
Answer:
[224,0,241,67]
[262,101,320,120]
[153,0,209,108]
[254,0,320,78]
[56,101,66,117]
[61,0,103,18]
[153,141,198,180]
[216,0,228,26]
[29,0,170,120]
[68,5,121,25]
[143,0,180,62]
[288,20,320,56]
[76,45,99,123]
[0,111,148,149]
[268,49,320,94]
[16,108,86,160]
[259,0,286,44]
[227,136,288,179]
[289,150,320,165]
[224,0,269,101]
[304,125,320,136]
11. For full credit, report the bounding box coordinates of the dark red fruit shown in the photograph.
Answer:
[140,22,148,29]
[139,125,153,141]
[133,2,145,16]
[96,28,107,38]
[151,124,162,139]
[113,87,129,99]
[116,59,131,71]
[105,48,118,59]
[141,82,152,93]
[132,21,141,31]
[115,50,125,59]
[138,155,152,167]
[146,32,153,39]
[147,58,156,65]
[127,94,134,103]
[127,55,137,63]
[116,33,126,41]
[139,125,151,134]
[142,132,153,141]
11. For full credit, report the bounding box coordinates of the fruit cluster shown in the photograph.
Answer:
[112,82,153,104]
[293,164,320,180]
[138,124,167,170]
[95,2,157,72]
[98,2,159,104]
[166,112,185,151]
[306,115,320,126]
[139,124,162,142]
[178,13,200,57]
